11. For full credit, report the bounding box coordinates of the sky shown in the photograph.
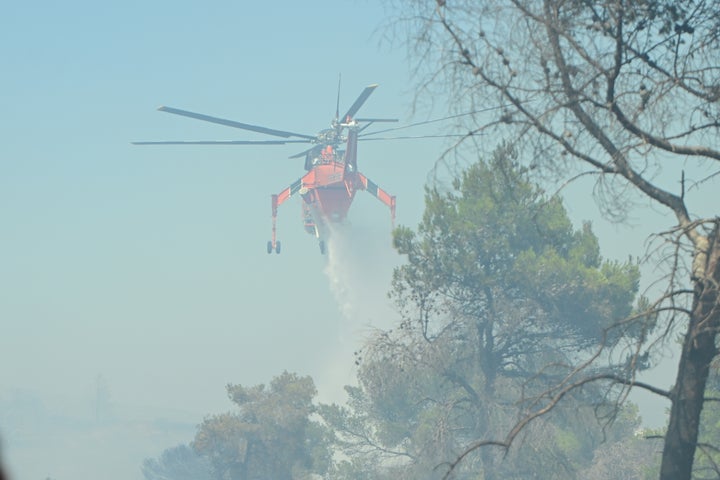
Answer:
[0,2,442,478]
[0,1,713,479]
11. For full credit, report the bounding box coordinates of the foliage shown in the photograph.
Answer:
[322,147,655,479]
[388,1,720,478]
[694,366,720,479]
[193,371,331,480]
[391,143,643,379]
[142,444,213,480]
[577,434,663,480]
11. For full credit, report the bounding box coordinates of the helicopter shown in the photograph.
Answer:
[134,83,399,255]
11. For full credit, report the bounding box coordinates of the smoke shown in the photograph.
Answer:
[317,222,398,404]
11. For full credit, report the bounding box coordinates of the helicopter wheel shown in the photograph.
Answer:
[275,241,281,254]
[267,241,273,254]
[319,240,326,255]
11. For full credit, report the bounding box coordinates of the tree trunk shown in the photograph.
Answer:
[660,226,720,480]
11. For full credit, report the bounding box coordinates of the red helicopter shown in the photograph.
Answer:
[134,84,398,254]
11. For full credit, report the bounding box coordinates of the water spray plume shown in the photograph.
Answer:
[316,223,398,404]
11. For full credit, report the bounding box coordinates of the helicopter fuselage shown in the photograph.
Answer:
[271,127,394,254]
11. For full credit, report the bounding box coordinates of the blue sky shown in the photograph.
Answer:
[1,0,418,400]
[0,2,446,478]
[1,1,708,478]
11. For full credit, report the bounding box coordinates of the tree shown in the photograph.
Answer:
[142,444,213,480]
[389,1,720,478]
[391,144,643,386]
[193,371,332,480]
[322,148,656,479]
[691,366,720,479]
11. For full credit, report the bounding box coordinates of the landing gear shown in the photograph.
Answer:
[267,241,281,254]
[319,240,326,255]
[270,194,281,255]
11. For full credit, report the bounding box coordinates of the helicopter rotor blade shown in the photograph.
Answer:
[157,106,316,140]
[358,133,483,142]
[132,140,311,145]
[355,118,399,123]
[358,106,510,138]
[335,74,341,122]
[357,118,399,133]
[341,84,378,121]
[288,146,318,159]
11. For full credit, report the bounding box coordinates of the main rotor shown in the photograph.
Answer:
[132,83,398,159]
